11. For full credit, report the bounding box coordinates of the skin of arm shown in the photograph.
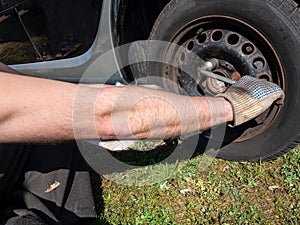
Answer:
[0,72,233,143]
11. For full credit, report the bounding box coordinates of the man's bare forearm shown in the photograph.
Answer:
[0,72,233,143]
[0,72,77,142]
[92,86,233,140]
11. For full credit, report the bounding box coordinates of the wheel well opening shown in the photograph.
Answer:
[118,0,170,44]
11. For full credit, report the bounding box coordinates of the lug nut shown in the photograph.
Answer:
[231,72,241,81]
[246,46,253,53]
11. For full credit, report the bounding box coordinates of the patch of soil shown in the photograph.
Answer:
[0,36,47,64]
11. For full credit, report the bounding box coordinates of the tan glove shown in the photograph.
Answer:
[217,75,285,126]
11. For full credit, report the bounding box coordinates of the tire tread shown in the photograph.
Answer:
[269,0,300,31]
[265,136,300,161]
[266,0,300,161]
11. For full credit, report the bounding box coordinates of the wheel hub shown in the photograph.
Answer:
[164,16,284,142]
[205,70,228,94]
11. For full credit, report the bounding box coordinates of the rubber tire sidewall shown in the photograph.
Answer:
[149,0,300,161]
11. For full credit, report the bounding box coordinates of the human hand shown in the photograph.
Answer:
[218,75,284,126]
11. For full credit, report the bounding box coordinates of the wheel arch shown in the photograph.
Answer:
[111,0,171,45]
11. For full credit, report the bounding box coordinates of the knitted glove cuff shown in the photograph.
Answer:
[217,76,284,126]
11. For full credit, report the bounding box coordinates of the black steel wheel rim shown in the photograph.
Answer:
[162,16,285,143]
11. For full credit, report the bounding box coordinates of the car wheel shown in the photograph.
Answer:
[147,0,300,161]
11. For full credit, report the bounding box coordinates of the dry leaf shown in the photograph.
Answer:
[268,185,280,191]
[45,181,60,193]
[180,189,191,194]
[223,165,230,171]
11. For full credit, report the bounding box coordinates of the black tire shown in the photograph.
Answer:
[148,0,300,161]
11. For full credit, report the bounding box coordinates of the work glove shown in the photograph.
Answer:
[217,75,285,126]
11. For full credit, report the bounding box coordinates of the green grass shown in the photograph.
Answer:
[92,146,300,224]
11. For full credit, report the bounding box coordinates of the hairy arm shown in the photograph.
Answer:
[92,86,233,140]
[0,72,77,142]
[0,72,233,143]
